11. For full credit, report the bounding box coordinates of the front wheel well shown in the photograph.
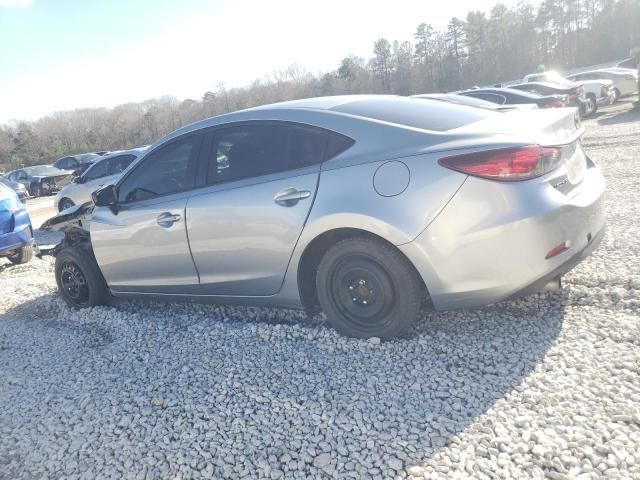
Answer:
[297,228,427,314]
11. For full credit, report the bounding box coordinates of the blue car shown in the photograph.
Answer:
[0,183,34,265]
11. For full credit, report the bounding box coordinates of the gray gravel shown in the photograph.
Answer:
[1,100,639,479]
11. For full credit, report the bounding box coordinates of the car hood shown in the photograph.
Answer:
[40,201,93,233]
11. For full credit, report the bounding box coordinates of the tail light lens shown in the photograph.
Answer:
[438,145,563,181]
[543,100,565,108]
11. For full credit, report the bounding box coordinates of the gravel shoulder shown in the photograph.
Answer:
[1,101,639,479]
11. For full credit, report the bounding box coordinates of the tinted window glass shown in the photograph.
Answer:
[207,124,288,184]
[84,159,111,181]
[331,97,493,131]
[110,154,136,175]
[326,134,354,160]
[466,92,504,104]
[119,135,200,202]
[287,126,329,168]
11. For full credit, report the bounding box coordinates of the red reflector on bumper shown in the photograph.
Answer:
[545,241,571,259]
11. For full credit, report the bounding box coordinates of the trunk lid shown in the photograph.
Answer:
[449,107,588,186]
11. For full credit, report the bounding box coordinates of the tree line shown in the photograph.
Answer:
[1,0,638,171]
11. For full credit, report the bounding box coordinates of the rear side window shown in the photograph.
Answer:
[286,126,328,168]
[331,97,494,132]
[207,124,289,184]
[326,134,354,160]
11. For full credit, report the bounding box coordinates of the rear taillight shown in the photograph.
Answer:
[438,145,563,181]
[543,100,565,108]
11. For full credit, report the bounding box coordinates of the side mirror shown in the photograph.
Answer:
[92,184,118,211]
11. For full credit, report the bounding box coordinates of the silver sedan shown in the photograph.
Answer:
[44,95,605,339]
[54,147,148,212]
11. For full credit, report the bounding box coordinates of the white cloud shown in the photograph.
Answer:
[0,0,32,7]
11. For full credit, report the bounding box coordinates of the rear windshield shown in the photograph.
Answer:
[502,88,543,99]
[330,96,495,132]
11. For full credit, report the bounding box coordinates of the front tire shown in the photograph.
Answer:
[55,247,108,308]
[30,183,42,197]
[7,245,34,265]
[58,197,75,212]
[316,237,422,339]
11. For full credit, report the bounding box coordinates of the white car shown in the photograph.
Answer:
[567,69,638,100]
[524,71,613,114]
[55,147,148,212]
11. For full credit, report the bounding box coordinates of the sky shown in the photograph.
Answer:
[0,0,530,124]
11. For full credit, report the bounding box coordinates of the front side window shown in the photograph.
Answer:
[84,159,112,181]
[110,154,136,175]
[118,134,200,202]
[206,124,288,184]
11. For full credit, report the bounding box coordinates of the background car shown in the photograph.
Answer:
[55,147,147,212]
[567,69,639,100]
[53,152,104,177]
[457,87,568,108]
[4,165,73,197]
[0,177,29,201]
[411,93,539,110]
[44,95,605,340]
[521,71,612,114]
[510,82,587,116]
[0,183,34,265]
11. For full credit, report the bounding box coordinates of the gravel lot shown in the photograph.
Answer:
[1,101,639,479]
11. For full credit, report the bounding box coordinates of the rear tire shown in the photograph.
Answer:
[55,247,108,308]
[316,237,422,339]
[7,245,33,265]
[586,94,597,115]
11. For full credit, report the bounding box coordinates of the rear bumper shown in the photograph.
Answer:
[400,159,606,310]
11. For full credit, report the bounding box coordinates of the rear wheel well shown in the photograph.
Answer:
[297,228,427,314]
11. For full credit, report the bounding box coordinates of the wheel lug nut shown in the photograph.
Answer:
[363,300,368,305]
[359,280,365,285]
[352,298,357,302]
[349,285,354,290]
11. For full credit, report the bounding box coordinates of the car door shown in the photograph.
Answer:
[185,122,336,296]
[91,133,203,292]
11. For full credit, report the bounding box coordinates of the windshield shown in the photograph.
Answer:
[24,165,66,176]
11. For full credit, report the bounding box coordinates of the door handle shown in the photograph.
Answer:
[156,212,182,227]
[274,188,311,206]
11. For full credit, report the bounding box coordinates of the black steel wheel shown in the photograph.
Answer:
[316,237,422,339]
[55,247,108,308]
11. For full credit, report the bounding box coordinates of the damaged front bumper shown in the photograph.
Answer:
[37,202,94,258]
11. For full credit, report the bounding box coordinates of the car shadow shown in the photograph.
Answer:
[1,290,567,476]
[596,104,640,125]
